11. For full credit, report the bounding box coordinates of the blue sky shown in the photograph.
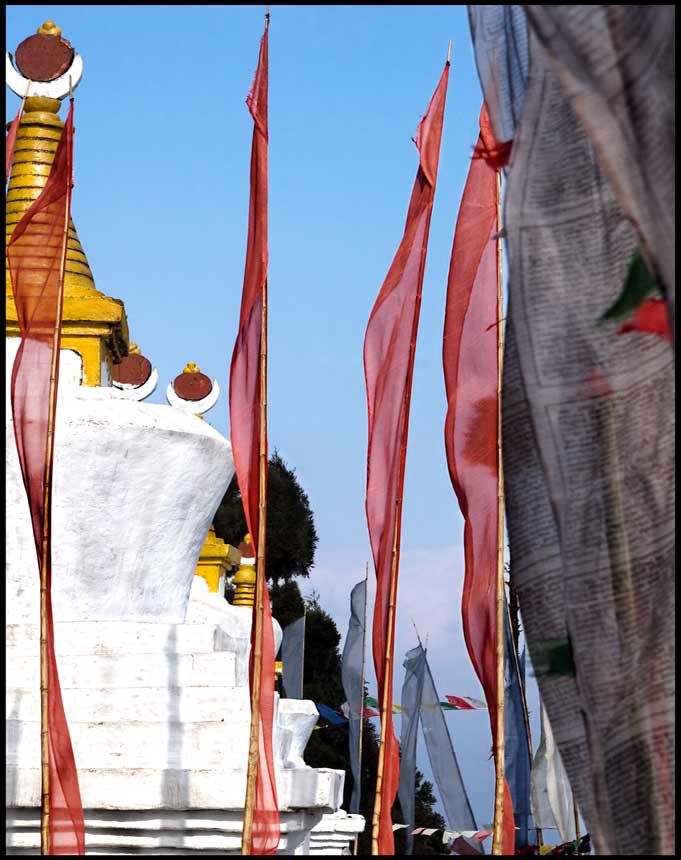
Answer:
[7,4,540,833]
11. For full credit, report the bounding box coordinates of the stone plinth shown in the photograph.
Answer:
[6,589,354,854]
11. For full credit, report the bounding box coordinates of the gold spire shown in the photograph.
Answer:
[233,534,256,607]
[194,525,240,594]
[6,40,129,386]
[37,20,62,36]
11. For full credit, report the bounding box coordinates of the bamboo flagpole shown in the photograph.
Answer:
[353,563,370,856]
[241,277,269,855]
[572,789,580,842]
[491,168,507,856]
[371,500,401,854]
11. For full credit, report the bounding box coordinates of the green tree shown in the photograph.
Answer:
[213,451,318,585]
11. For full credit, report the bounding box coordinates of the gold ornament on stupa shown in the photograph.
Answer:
[6,21,129,386]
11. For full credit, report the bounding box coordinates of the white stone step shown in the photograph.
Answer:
[6,651,237,689]
[6,765,345,813]
[7,719,252,769]
[6,622,235,657]
[5,808,321,855]
[6,685,250,723]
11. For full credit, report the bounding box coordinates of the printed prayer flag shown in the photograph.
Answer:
[280,615,305,699]
[316,703,347,725]
[503,613,534,851]
[472,7,675,853]
[341,578,368,814]
[398,646,427,854]
[444,695,487,710]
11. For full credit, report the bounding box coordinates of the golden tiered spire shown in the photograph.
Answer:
[6,24,129,386]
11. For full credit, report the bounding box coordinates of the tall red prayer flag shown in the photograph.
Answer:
[364,61,449,856]
[8,100,85,855]
[228,19,279,855]
[442,104,514,855]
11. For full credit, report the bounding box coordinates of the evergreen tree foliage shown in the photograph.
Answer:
[213,451,318,584]
[270,579,305,630]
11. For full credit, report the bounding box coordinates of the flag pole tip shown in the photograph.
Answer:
[447,39,452,65]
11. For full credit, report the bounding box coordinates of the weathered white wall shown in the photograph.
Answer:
[6,340,234,625]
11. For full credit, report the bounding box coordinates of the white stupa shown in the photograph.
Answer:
[5,20,363,855]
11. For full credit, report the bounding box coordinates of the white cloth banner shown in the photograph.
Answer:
[531,702,577,844]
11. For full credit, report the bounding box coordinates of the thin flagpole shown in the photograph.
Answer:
[353,563,370,856]
[492,167,507,856]
[241,276,269,855]
[371,500,401,855]
[572,790,580,842]
[40,94,74,855]
[301,604,307,698]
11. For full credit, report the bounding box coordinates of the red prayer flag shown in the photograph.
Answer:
[8,100,85,855]
[6,99,24,185]
[228,20,279,855]
[445,695,475,710]
[442,104,514,855]
[364,61,449,856]
[617,296,672,341]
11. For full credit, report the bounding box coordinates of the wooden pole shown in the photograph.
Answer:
[241,278,268,855]
[353,563,370,856]
[39,97,74,856]
[572,789,580,842]
[371,500,401,855]
[491,168,506,856]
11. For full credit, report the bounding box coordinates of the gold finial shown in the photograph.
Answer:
[37,20,62,37]
[233,535,256,608]
[128,342,141,355]
[183,362,200,374]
